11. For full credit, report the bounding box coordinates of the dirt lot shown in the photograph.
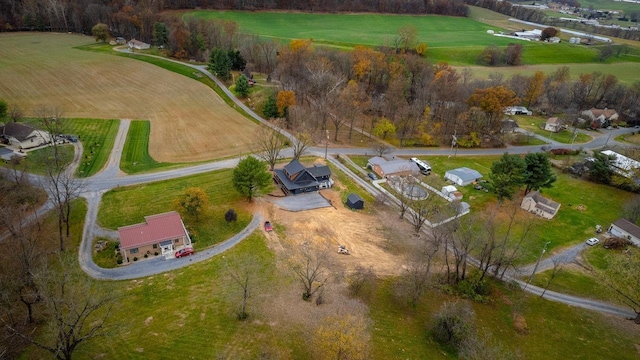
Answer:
[0,33,258,163]
[257,189,418,277]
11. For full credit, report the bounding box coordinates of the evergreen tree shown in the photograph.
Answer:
[235,74,250,98]
[523,152,556,194]
[209,48,232,81]
[589,152,614,184]
[489,152,526,202]
[153,22,168,47]
[262,92,279,119]
[228,49,247,71]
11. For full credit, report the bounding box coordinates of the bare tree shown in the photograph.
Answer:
[371,143,392,157]
[5,255,116,360]
[541,258,563,298]
[292,131,313,159]
[449,217,476,284]
[291,242,330,302]
[225,255,261,320]
[347,265,377,298]
[622,195,640,224]
[9,104,23,122]
[253,121,286,171]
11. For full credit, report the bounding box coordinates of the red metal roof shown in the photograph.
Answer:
[118,211,187,250]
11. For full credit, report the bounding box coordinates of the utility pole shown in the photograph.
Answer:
[524,241,551,292]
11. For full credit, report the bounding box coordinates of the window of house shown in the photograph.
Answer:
[153,244,158,249]
[130,248,139,254]
[174,239,179,243]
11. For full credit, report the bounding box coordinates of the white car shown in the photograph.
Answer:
[586,237,600,246]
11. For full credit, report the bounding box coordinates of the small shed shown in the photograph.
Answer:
[346,193,364,210]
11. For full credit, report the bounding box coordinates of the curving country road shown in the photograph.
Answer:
[5,48,636,319]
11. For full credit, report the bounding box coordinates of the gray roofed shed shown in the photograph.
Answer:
[346,193,364,210]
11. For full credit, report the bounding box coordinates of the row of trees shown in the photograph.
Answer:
[268,37,640,148]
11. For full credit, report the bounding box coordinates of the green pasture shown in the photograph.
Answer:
[366,276,640,359]
[578,0,640,14]
[98,169,251,249]
[185,10,640,68]
[463,61,640,85]
[530,266,623,305]
[514,116,593,144]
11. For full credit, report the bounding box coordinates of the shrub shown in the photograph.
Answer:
[550,148,571,155]
[133,257,138,262]
[144,254,149,258]
[154,251,159,256]
[431,301,476,351]
[225,209,238,222]
[117,258,123,265]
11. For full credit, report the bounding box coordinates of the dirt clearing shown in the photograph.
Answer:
[0,33,258,163]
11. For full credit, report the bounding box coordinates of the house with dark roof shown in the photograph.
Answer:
[368,157,420,179]
[117,211,191,263]
[0,122,52,149]
[444,167,483,186]
[520,191,561,219]
[273,159,333,195]
[608,218,640,247]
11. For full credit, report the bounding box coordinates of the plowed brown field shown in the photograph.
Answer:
[0,32,258,162]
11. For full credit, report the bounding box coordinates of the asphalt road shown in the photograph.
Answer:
[5,49,636,318]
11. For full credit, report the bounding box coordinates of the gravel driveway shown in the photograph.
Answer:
[271,192,332,211]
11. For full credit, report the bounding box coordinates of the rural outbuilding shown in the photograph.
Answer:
[608,218,640,247]
[346,193,364,210]
[444,167,483,186]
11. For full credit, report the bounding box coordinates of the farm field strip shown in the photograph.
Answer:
[0,32,259,163]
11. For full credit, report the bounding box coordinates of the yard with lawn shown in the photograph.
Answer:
[98,169,251,250]
[513,115,593,144]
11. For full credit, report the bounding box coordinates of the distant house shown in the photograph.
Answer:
[581,108,618,128]
[115,37,126,45]
[128,39,150,50]
[0,122,51,149]
[504,106,532,116]
[601,150,640,178]
[501,119,519,133]
[118,211,191,263]
[346,193,364,210]
[368,157,420,179]
[514,29,542,40]
[444,167,483,186]
[273,159,333,195]
[544,117,563,133]
[520,191,560,219]
[608,218,640,247]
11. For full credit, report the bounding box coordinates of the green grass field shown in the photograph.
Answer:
[68,118,119,177]
[98,168,251,249]
[514,116,593,144]
[185,10,640,69]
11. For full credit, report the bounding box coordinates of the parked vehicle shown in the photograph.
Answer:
[338,245,350,255]
[410,157,431,175]
[175,247,194,258]
[586,237,600,246]
[264,221,273,232]
[367,172,378,180]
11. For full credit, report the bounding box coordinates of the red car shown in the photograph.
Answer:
[175,247,194,258]
[264,221,273,232]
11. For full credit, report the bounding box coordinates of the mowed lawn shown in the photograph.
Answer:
[0,32,258,163]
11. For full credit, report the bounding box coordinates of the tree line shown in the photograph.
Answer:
[266,38,640,148]
[0,0,468,36]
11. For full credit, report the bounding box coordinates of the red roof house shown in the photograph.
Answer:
[117,211,191,263]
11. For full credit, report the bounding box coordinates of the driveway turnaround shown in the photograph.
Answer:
[80,212,260,280]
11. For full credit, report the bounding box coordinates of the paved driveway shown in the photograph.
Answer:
[0,147,16,160]
[271,192,332,211]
